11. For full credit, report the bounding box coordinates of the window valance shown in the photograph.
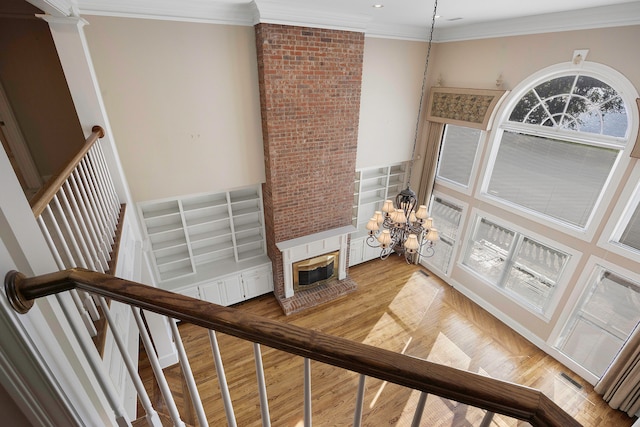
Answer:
[425,87,507,130]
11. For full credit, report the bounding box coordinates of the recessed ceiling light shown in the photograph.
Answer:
[372,4,384,8]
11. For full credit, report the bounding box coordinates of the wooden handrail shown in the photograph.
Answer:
[30,126,105,217]
[4,268,581,427]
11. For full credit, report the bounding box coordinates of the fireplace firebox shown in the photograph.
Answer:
[293,251,339,291]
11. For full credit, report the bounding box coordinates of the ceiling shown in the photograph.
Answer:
[50,0,640,41]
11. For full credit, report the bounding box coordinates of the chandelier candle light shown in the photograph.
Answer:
[365,0,440,263]
[365,187,438,263]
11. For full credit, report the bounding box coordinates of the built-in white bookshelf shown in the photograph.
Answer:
[350,162,409,265]
[352,162,409,238]
[139,185,266,283]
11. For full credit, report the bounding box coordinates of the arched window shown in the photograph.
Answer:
[483,64,636,232]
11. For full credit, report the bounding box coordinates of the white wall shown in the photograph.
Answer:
[83,17,430,202]
[84,17,265,202]
[356,37,428,169]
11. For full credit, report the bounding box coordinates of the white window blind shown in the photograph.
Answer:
[436,125,482,188]
[487,131,618,227]
[619,202,640,252]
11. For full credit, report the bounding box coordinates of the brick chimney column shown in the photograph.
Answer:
[255,24,364,304]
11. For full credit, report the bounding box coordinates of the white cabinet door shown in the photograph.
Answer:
[363,242,382,263]
[349,238,365,266]
[242,265,273,299]
[199,282,224,305]
[219,275,244,305]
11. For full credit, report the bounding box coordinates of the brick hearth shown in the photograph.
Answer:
[255,23,364,314]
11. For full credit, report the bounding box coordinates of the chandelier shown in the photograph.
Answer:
[365,187,439,263]
[364,0,440,264]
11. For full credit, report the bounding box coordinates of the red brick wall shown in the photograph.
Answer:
[255,24,364,299]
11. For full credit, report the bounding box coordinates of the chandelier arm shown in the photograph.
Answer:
[365,234,380,249]
[421,245,436,258]
[380,247,394,260]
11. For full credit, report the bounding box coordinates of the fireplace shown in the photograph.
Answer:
[256,24,364,314]
[276,226,354,298]
[293,251,339,291]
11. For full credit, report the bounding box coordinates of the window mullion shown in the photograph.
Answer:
[501,122,625,149]
[497,232,522,288]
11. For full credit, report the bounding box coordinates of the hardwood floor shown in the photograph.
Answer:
[138,257,635,426]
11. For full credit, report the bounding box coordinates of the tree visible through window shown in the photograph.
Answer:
[486,73,629,229]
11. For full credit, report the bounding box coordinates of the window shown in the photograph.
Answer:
[597,166,640,263]
[422,196,463,275]
[485,72,631,230]
[611,180,640,255]
[556,266,640,377]
[436,125,482,189]
[462,215,570,314]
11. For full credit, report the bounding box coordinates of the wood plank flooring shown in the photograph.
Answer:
[137,257,636,426]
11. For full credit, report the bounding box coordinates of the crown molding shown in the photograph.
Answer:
[26,0,75,17]
[434,2,640,42]
[73,1,640,41]
[76,0,256,26]
[364,22,430,41]
[254,0,370,33]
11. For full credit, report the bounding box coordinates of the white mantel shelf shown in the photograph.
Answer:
[276,226,356,251]
[276,225,356,298]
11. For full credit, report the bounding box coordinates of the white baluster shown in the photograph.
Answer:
[208,330,237,427]
[169,319,208,427]
[62,181,102,272]
[410,392,428,427]
[304,358,312,427]
[353,374,366,427]
[59,184,95,269]
[87,147,117,236]
[44,204,76,268]
[44,202,95,325]
[253,343,271,427]
[132,308,185,427]
[52,195,100,321]
[36,215,97,336]
[97,298,161,427]
[79,158,112,247]
[97,142,120,215]
[54,292,131,426]
[479,411,495,427]
[71,171,110,271]
[90,144,120,229]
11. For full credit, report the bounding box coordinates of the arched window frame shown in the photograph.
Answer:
[478,61,639,241]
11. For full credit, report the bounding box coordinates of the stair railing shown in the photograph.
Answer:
[28,126,123,337]
[5,268,582,427]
